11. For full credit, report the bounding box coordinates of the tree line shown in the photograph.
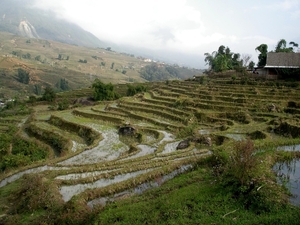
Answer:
[204,38,299,73]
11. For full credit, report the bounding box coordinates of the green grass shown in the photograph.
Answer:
[92,165,300,225]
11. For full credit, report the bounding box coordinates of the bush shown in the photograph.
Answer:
[9,174,64,214]
[42,87,56,102]
[212,139,287,212]
[92,79,120,101]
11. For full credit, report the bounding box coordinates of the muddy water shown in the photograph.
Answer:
[124,145,156,160]
[158,131,175,144]
[60,169,154,202]
[274,159,300,205]
[159,141,181,154]
[55,169,119,180]
[0,166,70,188]
[59,126,128,165]
[277,145,300,151]
[87,164,192,208]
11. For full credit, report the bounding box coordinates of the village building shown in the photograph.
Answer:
[253,52,300,80]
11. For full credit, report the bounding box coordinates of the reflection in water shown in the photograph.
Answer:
[274,159,300,206]
[224,134,245,141]
[0,166,70,188]
[87,164,192,208]
[59,127,128,165]
[277,145,300,152]
[60,169,154,202]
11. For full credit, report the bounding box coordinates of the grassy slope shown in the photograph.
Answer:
[0,32,203,100]
[0,32,146,98]
[94,165,300,225]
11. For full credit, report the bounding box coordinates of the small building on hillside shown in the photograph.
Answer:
[251,52,300,80]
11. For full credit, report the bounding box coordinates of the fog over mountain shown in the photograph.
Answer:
[1,0,299,69]
[0,0,105,48]
[0,0,205,68]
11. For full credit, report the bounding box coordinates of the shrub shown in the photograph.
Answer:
[212,139,288,212]
[9,174,64,214]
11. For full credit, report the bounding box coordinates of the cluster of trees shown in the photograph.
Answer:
[139,63,180,81]
[204,46,252,72]
[17,68,30,84]
[92,79,120,101]
[58,54,69,60]
[12,51,31,59]
[56,78,69,91]
[78,59,87,63]
[204,39,299,74]
[126,84,147,96]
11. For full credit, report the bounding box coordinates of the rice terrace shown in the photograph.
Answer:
[1,74,300,224]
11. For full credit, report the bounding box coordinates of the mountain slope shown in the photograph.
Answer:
[0,0,105,47]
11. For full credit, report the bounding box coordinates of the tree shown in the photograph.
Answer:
[241,54,252,67]
[42,87,56,102]
[255,44,268,67]
[111,62,115,69]
[275,39,298,53]
[33,84,42,95]
[204,45,243,72]
[17,68,30,84]
[248,61,255,70]
[56,78,69,91]
[35,55,41,61]
[92,79,119,101]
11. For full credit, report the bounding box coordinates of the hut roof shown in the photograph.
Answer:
[265,52,300,68]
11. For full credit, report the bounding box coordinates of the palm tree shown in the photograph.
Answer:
[255,44,268,67]
[204,51,217,69]
[275,39,287,52]
[289,41,299,52]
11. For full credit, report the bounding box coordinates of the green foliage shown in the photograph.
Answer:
[9,174,63,214]
[248,61,255,70]
[22,53,31,59]
[204,46,243,72]
[78,59,87,63]
[17,68,30,84]
[139,63,180,81]
[92,79,120,101]
[33,84,42,95]
[42,86,56,102]
[212,139,287,212]
[100,61,106,66]
[111,62,115,69]
[126,84,147,96]
[28,96,37,104]
[122,70,127,74]
[34,55,41,61]
[0,135,49,171]
[275,39,298,53]
[255,44,268,67]
[57,99,69,110]
[56,78,70,91]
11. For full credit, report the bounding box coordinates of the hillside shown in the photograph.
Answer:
[0,0,105,47]
[0,32,202,99]
[0,77,300,224]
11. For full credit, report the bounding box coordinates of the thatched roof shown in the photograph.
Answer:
[265,52,300,68]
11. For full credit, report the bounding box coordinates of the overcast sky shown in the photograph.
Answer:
[33,0,300,68]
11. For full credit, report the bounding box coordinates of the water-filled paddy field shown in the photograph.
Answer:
[1,80,300,208]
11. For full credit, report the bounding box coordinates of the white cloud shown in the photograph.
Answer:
[32,0,299,68]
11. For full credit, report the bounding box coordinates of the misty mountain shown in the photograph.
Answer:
[0,0,105,47]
